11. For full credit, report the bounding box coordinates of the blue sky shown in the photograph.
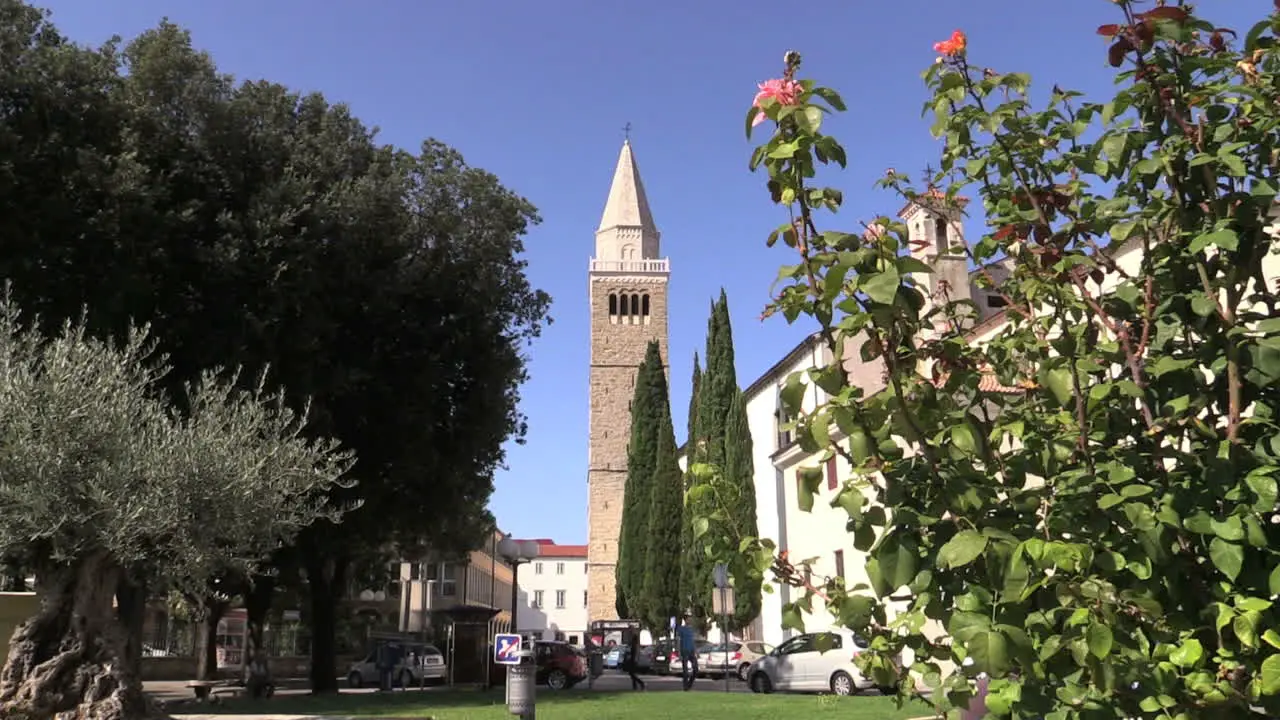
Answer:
[37,0,1257,544]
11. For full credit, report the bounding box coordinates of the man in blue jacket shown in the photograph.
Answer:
[676,615,698,691]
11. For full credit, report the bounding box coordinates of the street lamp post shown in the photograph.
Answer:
[496,537,540,636]
[497,537,539,714]
[713,563,732,694]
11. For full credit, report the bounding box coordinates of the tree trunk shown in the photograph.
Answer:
[241,575,276,698]
[305,555,343,694]
[0,554,169,720]
[115,574,147,680]
[192,600,228,682]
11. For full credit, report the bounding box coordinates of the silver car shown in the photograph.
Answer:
[347,643,447,688]
[747,631,880,696]
[701,640,774,680]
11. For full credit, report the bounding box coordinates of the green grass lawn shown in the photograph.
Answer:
[189,688,940,719]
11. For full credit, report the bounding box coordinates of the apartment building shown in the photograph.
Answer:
[516,540,589,644]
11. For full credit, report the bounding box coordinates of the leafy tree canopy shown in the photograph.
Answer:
[0,296,349,718]
[0,0,550,690]
[697,4,1280,719]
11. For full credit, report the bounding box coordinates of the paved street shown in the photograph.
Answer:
[146,670,752,704]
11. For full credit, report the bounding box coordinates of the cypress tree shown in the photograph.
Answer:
[641,372,682,632]
[698,292,736,467]
[686,296,738,630]
[679,353,703,625]
[616,341,663,619]
[723,387,762,629]
[687,353,702,452]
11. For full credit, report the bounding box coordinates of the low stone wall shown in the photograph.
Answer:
[139,654,358,681]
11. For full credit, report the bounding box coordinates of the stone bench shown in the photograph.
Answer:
[184,680,242,701]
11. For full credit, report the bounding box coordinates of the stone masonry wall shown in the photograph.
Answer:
[586,274,668,624]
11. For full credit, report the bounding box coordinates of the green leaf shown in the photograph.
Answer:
[859,267,901,304]
[834,486,865,520]
[796,467,822,513]
[1264,629,1280,650]
[1220,153,1247,177]
[1097,493,1124,510]
[1110,220,1139,243]
[1211,516,1244,542]
[1210,537,1244,581]
[873,533,919,594]
[949,611,991,643]
[937,530,988,569]
[837,595,874,629]
[1170,638,1204,668]
[781,603,806,633]
[1087,623,1113,659]
[1191,292,1218,317]
[806,411,831,451]
[745,106,762,138]
[810,87,847,112]
[951,423,977,456]
[1269,565,1280,596]
[1045,368,1074,406]
[847,428,872,464]
[1246,469,1279,511]
[692,516,709,539]
[967,630,1011,676]
[794,105,823,134]
[1189,228,1239,253]
[1261,654,1280,695]
[780,372,806,416]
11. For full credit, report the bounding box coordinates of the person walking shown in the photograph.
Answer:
[623,632,646,690]
[676,615,698,691]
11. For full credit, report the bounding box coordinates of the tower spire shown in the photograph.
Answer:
[597,140,657,237]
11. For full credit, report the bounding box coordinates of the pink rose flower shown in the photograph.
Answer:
[752,78,803,126]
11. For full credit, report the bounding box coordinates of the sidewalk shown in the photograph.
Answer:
[173,716,344,720]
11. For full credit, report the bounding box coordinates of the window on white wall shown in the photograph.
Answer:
[534,562,543,575]
[583,590,588,608]
[439,563,457,596]
[532,590,543,608]
[556,590,566,609]
[556,563,565,575]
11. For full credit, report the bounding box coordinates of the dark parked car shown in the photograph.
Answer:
[649,640,677,674]
[534,641,587,689]
[490,640,587,690]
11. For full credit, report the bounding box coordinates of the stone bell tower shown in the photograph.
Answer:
[586,139,670,624]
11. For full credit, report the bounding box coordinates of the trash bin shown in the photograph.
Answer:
[589,650,604,679]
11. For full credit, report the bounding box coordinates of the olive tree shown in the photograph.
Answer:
[0,297,352,720]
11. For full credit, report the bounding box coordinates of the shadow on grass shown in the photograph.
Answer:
[182,687,641,717]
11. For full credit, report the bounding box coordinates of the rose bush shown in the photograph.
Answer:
[691,2,1280,718]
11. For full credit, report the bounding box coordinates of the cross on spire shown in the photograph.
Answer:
[623,122,632,141]
[922,162,937,188]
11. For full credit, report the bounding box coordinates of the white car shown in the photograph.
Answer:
[700,640,774,680]
[666,641,714,675]
[746,630,885,696]
[347,643,447,688]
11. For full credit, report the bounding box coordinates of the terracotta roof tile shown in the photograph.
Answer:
[897,187,971,218]
[527,540,588,558]
[931,363,1035,395]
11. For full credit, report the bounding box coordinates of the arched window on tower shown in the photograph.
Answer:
[934,217,949,255]
[641,294,650,325]
[630,294,640,318]
[608,293,618,324]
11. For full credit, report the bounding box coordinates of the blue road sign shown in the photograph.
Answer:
[494,633,522,665]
